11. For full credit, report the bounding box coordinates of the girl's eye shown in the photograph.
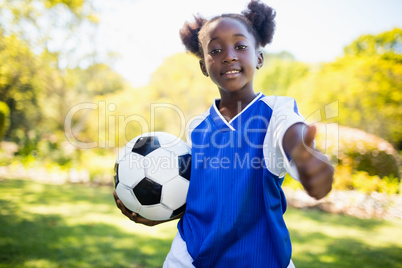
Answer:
[209,49,222,55]
[236,45,247,50]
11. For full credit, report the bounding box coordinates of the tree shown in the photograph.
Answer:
[254,51,309,96]
[0,31,41,139]
[288,28,402,149]
[0,0,99,139]
[344,28,402,60]
[0,101,10,139]
[0,0,98,48]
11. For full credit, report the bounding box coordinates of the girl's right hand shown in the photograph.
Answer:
[113,190,166,226]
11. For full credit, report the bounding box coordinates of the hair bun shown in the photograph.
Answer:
[242,0,276,47]
[179,15,207,58]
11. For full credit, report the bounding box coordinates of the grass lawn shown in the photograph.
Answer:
[0,178,401,268]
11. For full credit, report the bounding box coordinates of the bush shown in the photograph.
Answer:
[282,174,303,190]
[77,149,115,184]
[315,124,400,179]
[282,124,401,195]
[283,164,400,195]
[351,171,399,195]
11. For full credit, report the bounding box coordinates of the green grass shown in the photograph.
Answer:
[0,178,177,268]
[286,208,402,267]
[0,178,401,268]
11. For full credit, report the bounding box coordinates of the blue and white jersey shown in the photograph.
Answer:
[178,93,305,268]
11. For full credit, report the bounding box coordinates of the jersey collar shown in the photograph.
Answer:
[210,92,263,132]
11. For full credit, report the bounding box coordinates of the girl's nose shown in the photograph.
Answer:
[222,49,238,63]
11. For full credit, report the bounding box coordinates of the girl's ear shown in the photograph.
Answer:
[199,60,209,77]
[256,50,264,70]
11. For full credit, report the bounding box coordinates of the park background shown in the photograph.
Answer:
[0,0,401,267]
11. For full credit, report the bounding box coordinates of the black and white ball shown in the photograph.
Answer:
[114,132,191,221]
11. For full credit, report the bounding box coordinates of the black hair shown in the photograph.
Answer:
[179,0,276,59]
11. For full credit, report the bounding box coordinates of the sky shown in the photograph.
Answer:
[94,0,402,87]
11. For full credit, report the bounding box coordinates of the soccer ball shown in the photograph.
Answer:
[114,132,191,221]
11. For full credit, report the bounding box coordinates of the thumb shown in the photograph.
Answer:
[291,124,316,160]
[303,124,316,148]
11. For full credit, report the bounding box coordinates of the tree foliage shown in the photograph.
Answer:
[0,0,113,141]
[0,101,10,139]
[288,28,402,149]
[0,31,41,138]
[82,53,218,148]
[344,28,402,60]
[254,51,309,96]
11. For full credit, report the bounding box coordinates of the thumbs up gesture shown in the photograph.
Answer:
[285,124,334,200]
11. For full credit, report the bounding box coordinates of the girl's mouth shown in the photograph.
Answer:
[222,69,241,78]
[225,70,240,74]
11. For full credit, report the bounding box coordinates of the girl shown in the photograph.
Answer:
[114,1,334,267]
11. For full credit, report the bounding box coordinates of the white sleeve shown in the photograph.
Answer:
[262,96,305,180]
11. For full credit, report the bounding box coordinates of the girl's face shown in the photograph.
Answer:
[199,18,263,94]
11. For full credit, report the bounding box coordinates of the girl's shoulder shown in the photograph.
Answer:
[259,95,297,111]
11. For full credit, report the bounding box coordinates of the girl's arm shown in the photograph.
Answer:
[283,123,334,200]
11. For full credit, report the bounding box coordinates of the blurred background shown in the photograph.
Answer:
[0,0,401,267]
